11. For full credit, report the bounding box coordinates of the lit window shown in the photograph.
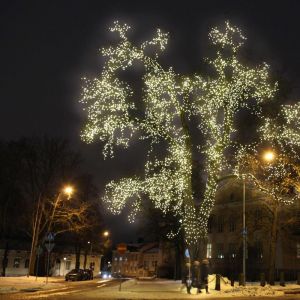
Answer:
[228,243,236,258]
[217,243,224,259]
[206,243,212,258]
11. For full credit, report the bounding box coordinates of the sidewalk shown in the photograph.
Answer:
[0,276,65,294]
[85,276,300,299]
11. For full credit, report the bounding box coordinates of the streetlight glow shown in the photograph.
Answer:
[103,231,109,237]
[263,150,275,162]
[63,186,73,198]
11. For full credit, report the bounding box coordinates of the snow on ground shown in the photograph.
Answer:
[0,276,64,294]
[82,277,298,299]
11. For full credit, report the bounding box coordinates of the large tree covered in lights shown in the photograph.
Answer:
[80,21,276,260]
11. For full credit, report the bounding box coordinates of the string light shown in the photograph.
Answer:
[80,21,276,247]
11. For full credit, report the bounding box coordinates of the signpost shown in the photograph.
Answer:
[35,245,43,281]
[184,248,192,293]
[45,232,55,284]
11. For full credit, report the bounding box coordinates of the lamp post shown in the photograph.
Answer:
[242,174,246,286]
[216,149,275,286]
[46,185,74,283]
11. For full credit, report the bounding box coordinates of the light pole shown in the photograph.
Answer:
[242,174,246,286]
[46,185,74,283]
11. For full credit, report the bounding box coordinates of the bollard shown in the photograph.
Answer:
[230,277,234,287]
[280,271,285,287]
[215,274,221,291]
[239,273,245,286]
[260,272,266,287]
[297,272,300,285]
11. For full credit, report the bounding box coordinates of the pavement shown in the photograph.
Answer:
[0,276,299,300]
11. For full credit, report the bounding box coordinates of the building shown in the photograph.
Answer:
[0,241,103,277]
[111,242,175,278]
[205,179,300,280]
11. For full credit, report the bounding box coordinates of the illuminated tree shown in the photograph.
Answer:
[81,21,276,260]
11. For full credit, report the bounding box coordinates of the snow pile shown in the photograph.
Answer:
[226,285,284,297]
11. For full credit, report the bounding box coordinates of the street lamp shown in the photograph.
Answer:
[262,150,275,163]
[241,149,275,285]
[103,230,109,237]
[48,185,74,232]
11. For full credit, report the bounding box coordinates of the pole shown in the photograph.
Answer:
[46,240,50,284]
[242,175,246,286]
[35,245,40,281]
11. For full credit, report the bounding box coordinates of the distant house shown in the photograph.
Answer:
[0,241,103,277]
[111,242,175,278]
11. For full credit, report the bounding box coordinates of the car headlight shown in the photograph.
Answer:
[108,275,111,278]
[103,274,107,279]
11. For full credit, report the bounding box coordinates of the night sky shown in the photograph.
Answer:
[1,0,300,243]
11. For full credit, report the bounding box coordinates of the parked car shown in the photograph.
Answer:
[83,269,93,280]
[65,269,85,281]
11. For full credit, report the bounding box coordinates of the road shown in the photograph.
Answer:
[0,278,121,300]
[1,279,299,300]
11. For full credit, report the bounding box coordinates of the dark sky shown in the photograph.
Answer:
[1,0,300,243]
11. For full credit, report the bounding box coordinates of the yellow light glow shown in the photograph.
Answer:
[103,231,109,237]
[64,186,73,197]
[263,151,275,162]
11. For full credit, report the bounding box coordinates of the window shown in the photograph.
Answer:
[217,216,224,233]
[13,258,21,268]
[206,243,212,259]
[66,261,71,270]
[229,217,236,232]
[143,261,149,269]
[255,241,263,259]
[297,243,300,259]
[216,243,224,259]
[24,259,29,268]
[228,243,236,258]
[208,215,214,233]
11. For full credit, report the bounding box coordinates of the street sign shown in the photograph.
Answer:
[184,248,190,258]
[117,243,127,254]
[45,242,55,253]
[46,232,55,242]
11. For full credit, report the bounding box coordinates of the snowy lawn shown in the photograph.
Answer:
[0,276,65,294]
[87,276,299,299]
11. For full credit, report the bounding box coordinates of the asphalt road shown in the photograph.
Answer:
[1,280,299,300]
[0,278,120,300]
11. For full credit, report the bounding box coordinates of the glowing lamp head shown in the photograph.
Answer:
[263,150,275,162]
[64,186,73,198]
[103,231,109,237]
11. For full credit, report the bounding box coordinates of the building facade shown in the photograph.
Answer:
[111,242,175,278]
[0,246,102,277]
[205,179,300,280]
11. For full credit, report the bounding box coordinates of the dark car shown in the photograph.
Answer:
[83,269,93,280]
[65,269,85,281]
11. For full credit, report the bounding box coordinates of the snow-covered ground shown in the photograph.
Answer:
[88,276,299,299]
[0,276,64,294]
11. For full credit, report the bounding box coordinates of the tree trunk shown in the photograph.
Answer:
[28,194,42,275]
[75,244,81,269]
[83,248,88,269]
[268,205,278,285]
[1,241,9,277]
